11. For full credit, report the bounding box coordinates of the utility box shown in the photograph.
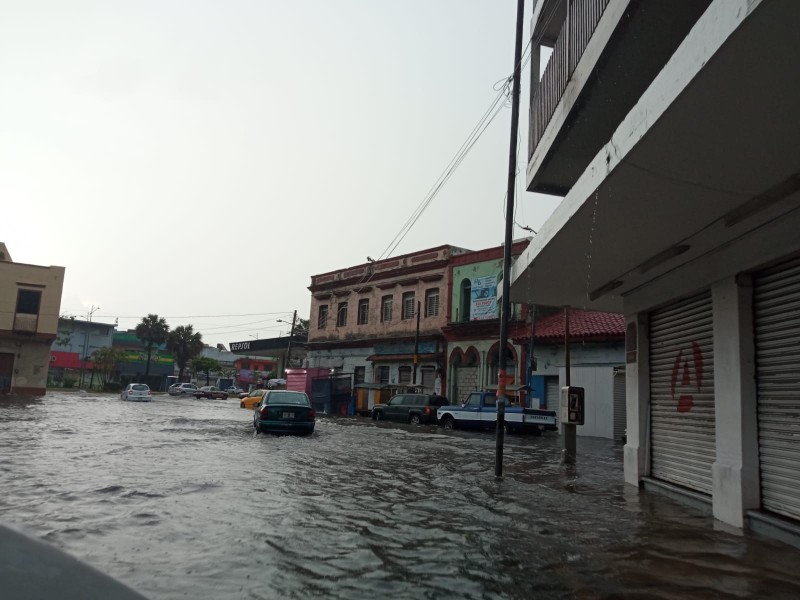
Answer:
[560,386,585,426]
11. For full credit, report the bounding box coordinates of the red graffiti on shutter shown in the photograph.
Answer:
[670,341,704,413]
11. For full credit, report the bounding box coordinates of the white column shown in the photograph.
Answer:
[711,276,760,528]
[624,311,650,487]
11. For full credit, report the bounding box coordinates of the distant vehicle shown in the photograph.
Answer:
[436,390,557,434]
[267,378,287,389]
[193,386,228,400]
[168,383,198,396]
[253,390,315,435]
[371,393,449,425]
[121,383,151,402]
[226,386,244,394]
[239,389,265,409]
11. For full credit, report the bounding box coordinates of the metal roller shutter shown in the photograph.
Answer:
[545,376,560,420]
[613,368,626,442]
[754,256,800,521]
[649,291,715,494]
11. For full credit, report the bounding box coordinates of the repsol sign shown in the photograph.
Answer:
[230,341,251,351]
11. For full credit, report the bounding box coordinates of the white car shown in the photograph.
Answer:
[121,383,151,402]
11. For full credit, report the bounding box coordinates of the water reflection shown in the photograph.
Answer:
[0,392,798,599]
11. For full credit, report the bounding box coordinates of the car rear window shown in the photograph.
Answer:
[265,392,310,406]
[132,384,149,391]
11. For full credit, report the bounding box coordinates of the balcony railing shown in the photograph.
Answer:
[530,0,610,159]
[14,313,38,334]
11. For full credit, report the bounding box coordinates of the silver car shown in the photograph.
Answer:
[168,383,198,396]
[121,383,151,402]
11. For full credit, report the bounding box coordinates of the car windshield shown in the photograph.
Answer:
[132,384,149,391]
[265,392,309,406]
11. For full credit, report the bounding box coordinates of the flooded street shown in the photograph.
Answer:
[1,392,799,599]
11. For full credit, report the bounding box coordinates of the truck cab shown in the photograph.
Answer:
[437,389,557,434]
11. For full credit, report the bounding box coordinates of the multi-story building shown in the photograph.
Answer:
[442,241,529,404]
[306,245,469,393]
[509,0,800,542]
[50,317,116,387]
[0,242,65,395]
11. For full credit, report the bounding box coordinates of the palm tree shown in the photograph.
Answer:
[167,325,204,383]
[135,314,170,379]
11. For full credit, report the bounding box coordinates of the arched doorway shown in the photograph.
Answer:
[450,346,480,404]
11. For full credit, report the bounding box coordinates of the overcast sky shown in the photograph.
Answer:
[1,1,560,348]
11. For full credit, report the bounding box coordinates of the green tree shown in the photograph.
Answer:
[91,347,127,387]
[192,356,221,386]
[167,325,204,383]
[295,317,309,333]
[135,314,170,379]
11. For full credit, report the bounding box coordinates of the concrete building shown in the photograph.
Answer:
[306,245,469,392]
[509,0,800,545]
[0,242,65,395]
[50,317,116,387]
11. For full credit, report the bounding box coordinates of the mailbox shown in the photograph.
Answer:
[560,386,585,426]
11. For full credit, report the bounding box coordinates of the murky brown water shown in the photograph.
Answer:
[1,392,799,599]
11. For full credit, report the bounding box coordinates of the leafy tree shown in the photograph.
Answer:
[135,314,170,379]
[192,356,221,386]
[167,325,204,383]
[295,318,309,334]
[91,347,127,387]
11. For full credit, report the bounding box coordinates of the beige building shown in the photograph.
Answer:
[0,242,65,395]
[306,245,469,391]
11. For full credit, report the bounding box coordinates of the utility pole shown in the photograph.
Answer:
[79,305,100,390]
[563,307,576,464]
[496,0,526,478]
[413,300,421,386]
[284,310,297,377]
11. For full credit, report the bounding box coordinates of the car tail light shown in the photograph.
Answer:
[309,408,316,420]
[424,406,431,415]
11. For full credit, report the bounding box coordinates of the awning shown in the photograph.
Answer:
[366,353,440,363]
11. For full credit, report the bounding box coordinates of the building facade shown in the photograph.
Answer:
[0,243,65,395]
[509,0,800,544]
[50,317,116,387]
[306,245,469,393]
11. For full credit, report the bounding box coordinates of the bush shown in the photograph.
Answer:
[103,382,123,393]
[63,377,77,388]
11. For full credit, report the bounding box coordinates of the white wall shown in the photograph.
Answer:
[558,366,615,439]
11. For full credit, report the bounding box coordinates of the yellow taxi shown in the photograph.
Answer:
[239,389,266,409]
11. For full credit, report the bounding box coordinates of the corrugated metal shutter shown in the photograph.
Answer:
[545,376,560,415]
[649,291,715,494]
[613,368,626,442]
[421,367,435,391]
[754,256,800,521]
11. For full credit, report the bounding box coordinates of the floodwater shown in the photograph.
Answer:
[1,393,799,599]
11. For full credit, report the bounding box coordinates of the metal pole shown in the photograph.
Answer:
[284,310,297,377]
[528,304,537,408]
[413,300,421,385]
[79,305,99,390]
[496,0,526,478]
[563,307,576,464]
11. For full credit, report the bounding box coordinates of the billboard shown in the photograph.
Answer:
[471,275,498,321]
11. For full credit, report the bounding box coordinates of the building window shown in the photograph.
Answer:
[381,295,393,322]
[425,288,439,318]
[337,302,348,327]
[460,279,471,322]
[402,292,416,320]
[354,366,366,385]
[398,366,412,385]
[376,365,390,384]
[318,305,328,329]
[16,289,42,315]
[357,299,369,325]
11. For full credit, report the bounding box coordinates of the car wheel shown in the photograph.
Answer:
[503,422,513,435]
[409,414,421,425]
[374,411,383,421]
[222,394,228,400]
[442,416,455,430]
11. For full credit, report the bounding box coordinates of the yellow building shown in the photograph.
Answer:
[0,242,65,395]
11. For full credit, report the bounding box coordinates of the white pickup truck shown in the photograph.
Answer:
[437,390,558,434]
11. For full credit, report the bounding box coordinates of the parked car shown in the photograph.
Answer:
[253,390,315,435]
[371,393,449,425]
[226,386,244,394]
[240,389,266,409]
[168,383,198,396]
[267,378,287,389]
[193,386,228,399]
[121,383,151,402]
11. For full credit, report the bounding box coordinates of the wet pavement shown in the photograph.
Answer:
[1,391,799,599]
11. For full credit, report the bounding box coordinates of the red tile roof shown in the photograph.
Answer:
[525,309,625,341]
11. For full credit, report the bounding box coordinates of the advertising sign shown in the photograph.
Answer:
[471,275,498,320]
